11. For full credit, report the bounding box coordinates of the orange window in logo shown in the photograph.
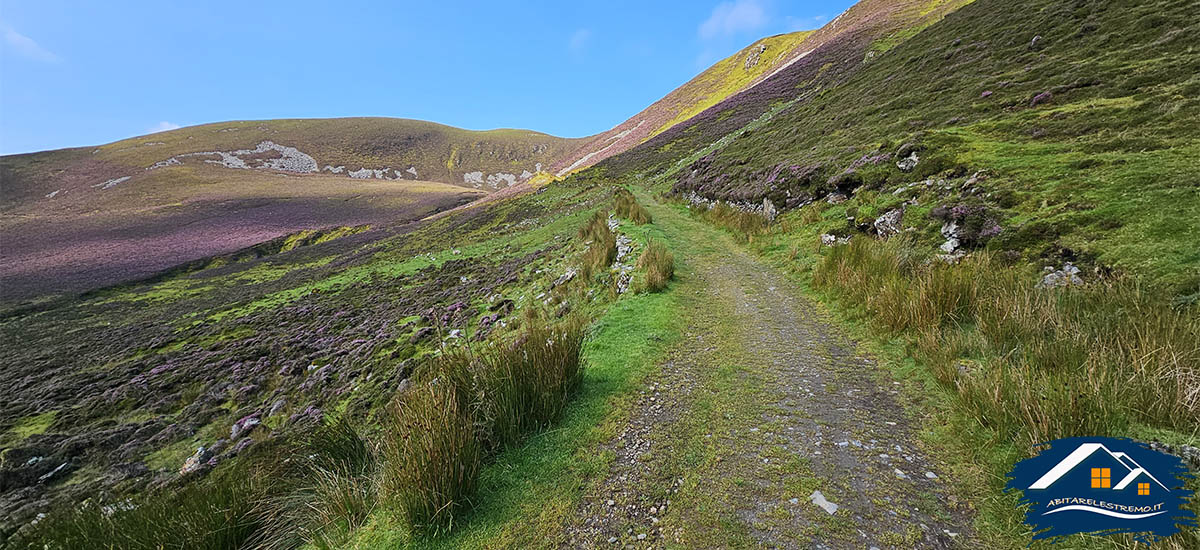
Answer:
[1138,483,1150,495]
[1090,468,1111,488]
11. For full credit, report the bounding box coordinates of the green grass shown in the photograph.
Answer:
[348,273,685,548]
[5,410,57,442]
[686,197,1200,549]
[647,30,815,139]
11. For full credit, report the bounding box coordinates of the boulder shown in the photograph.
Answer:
[180,447,212,475]
[1037,263,1083,288]
[873,207,904,238]
[896,151,920,172]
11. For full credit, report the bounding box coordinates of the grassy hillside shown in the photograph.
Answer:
[608,0,1199,295]
[3,0,1199,548]
[549,30,819,177]
[0,118,580,302]
[552,0,971,177]
[0,171,638,542]
[1,117,579,202]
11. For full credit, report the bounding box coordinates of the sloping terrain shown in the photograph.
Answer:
[551,0,971,177]
[0,119,579,302]
[609,0,1199,293]
[2,0,1199,548]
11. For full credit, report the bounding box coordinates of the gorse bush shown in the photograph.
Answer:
[378,316,586,532]
[613,188,652,225]
[637,239,675,293]
[813,237,1200,447]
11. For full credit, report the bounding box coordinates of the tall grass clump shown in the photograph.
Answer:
[379,380,481,533]
[812,237,1200,447]
[636,239,675,293]
[613,188,652,225]
[251,421,378,550]
[688,201,768,242]
[14,470,263,550]
[378,316,586,532]
[578,210,617,281]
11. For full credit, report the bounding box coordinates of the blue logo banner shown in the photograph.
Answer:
[1005,436,1196,543]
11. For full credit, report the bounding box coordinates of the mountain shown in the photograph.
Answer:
[551,0,973,176]
[604,0,1199,292]
[0,119,581,302]
[3,0,1199,547]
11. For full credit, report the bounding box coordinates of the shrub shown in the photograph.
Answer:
[689,201,768,242]
[637,240,675,293]
[378,316,585,532]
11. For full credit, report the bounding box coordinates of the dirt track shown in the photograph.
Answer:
[565,197,972,548]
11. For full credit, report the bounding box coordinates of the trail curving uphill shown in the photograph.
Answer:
[565,195,972,548]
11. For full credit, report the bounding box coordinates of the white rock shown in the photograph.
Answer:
[809,490,839,515]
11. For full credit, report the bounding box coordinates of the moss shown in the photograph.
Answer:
[7,410,58,440]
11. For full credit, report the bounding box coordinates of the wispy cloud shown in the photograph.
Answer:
[568,28,592,53]
[147,121,182,134]
[1,22,60,63]
[698,0,768,40]
[785,14,830,32]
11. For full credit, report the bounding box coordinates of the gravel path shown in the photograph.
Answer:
[564,201,972,549]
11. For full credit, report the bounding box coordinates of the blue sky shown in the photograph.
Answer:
[0,0,853,155]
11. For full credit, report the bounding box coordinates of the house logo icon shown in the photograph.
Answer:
[1006,437,1196,543]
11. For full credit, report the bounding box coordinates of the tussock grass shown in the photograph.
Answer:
[613,189,653,225]
[17,470,263,550]
[578,210,617,281]
[380,380,482,533]
[251,421,378,550]
[688,202,768,242]
[813,237,1199,447]
[637,239,675,293]
[378,317,585,532]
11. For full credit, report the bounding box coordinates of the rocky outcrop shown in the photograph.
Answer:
[1037,263,1083,288]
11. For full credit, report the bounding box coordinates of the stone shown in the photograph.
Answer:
[230,414,260,440]
[762,198,778,222]
[896,151,920,172]
[873,207,905,238]
[180,447,212,475]
[1037,263,1084,288]
[939,222,962,253]
[809,490,839,515]
[37,463,70,484]
[925,471,938,479]
[552,268,578,287]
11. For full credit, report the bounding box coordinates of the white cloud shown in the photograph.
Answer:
[785,14,830,32]
[1,23,60,63]
[698,0,768,40]
[568,28,592,53]
[147,121,182,134]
